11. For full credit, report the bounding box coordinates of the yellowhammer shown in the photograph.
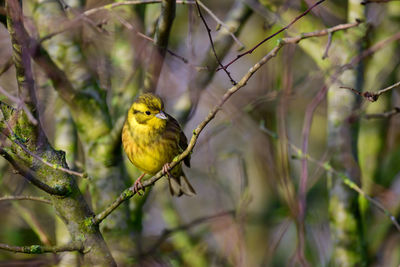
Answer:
[122,93,196,197]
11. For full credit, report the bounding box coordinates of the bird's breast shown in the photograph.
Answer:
[122,121,180,174]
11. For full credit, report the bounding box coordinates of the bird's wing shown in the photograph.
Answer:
[167,114,191,168]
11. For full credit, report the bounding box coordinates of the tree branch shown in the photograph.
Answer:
[363,107,400,119]
[143,0,176,92]
[0,147,69,196]
[218,0,326,71]
[39,0,194,43]
[92,22,361,225]
[195,0,237,85]
[197,0,244,49]
[141,210,235,256]
[0,241,83,254]
[0,195,52,204]
[174,0,251,122]
[340,81,400,102]
[259,124,400,232]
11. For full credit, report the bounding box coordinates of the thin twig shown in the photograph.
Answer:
[141,210,234,256]
[0,57,13,76]
[218,0,326,71]
[259,125,400,232]
[0,241,83,254]
[112,11,203,69]
[0,195,52,204]
[297,26,400,242]
[92,21,364,226]
[340,81,400,102]
[361,0,400,4]
[322,32,332,59]
[197,0,244,49]
[363,107,400,119]
[39,0,195,43]
[195,0,237,85]
[0,85,38,125]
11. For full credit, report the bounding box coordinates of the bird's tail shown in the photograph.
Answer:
[168,171,196,197]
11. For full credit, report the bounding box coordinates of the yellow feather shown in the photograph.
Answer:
[122,93,196,196]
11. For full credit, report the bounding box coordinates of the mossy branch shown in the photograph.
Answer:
[0,241,84,254]
[0,147,70,196]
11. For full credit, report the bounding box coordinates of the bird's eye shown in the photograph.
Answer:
[145,111,151,115]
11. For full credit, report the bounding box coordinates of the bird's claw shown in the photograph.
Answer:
[162,163,172,178]
[130,174,145,195]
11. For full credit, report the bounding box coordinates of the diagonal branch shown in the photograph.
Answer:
[92,22,361,226]
[0,147,69,196]
[195,0,236,85]
[197,0,244,49]
[141,210,235,256]
[218,0,326,71]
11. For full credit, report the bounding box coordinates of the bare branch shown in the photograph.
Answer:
[39,0,195,43]
[340,81,400,102]
[363,107,400,119]
[0,195,52,204]
[0,241,83,254]
[195,0,237,85]
[0,57,13,77]
[92,22,361,225]
[259,125,400,232]
[218,0,326,71]
[141,210,235,256]
[197,0,244,49]
[143,0,176,92]
[322,32,333,59]
[361,0,400,4]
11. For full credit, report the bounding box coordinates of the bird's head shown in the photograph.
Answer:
[128,93,168,129]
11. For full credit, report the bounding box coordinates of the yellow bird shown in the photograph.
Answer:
[122,93,196,196]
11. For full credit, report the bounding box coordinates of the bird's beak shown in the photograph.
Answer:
[155,111,168,120]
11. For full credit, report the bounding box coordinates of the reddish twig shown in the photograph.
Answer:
[217,0,326,71]
[361,0,400,4]
[322,32,333,59]
[195,0,237,85]
[340,81,400,102]
[197,0,244,49]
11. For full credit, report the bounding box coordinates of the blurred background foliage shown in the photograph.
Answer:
[0,0,400,266]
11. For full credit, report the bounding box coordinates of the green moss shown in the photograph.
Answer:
[80,217,97,235]
[29,245,42,254]
[122,189,134,199]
